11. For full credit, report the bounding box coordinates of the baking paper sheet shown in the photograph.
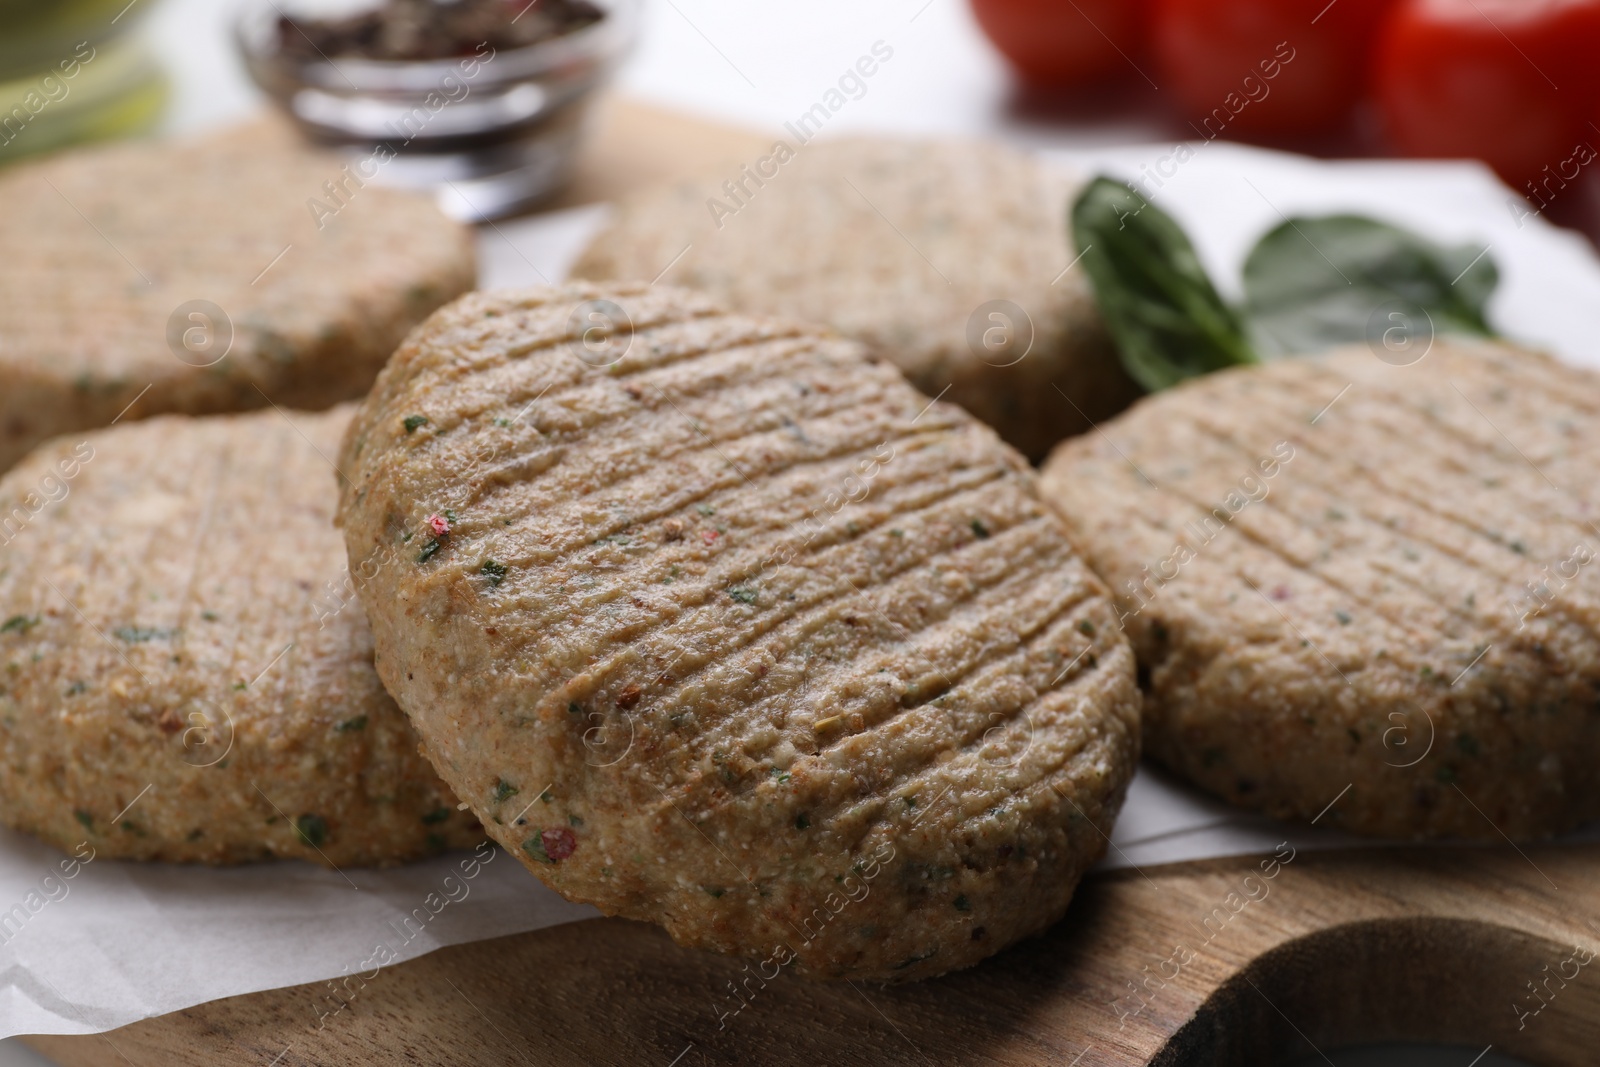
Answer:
[4,140,1599,1041]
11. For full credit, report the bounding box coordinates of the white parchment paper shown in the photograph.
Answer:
[0,828,598,1039]
[4,141,1598,1041]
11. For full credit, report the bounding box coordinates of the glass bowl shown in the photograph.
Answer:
[235,0,637,221]
[0,0,167,165]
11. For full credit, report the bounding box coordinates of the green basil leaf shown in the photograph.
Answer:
[1071,177,1257,393]
[1242,214,1498,357]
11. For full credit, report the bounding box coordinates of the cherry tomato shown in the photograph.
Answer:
[968,0,1146,88]
[1151,0,1397,137]
[1375,0,1600,190]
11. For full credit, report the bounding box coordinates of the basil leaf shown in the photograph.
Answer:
[1071,177,1257,393]
[1242,214,1498,357]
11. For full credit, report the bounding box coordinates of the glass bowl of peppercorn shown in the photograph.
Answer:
[236,0,636,221]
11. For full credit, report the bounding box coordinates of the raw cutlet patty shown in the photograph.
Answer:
[569,137,1140,460]
[1040,340,1600,841]
[336,283,1140,981]
[0,406,479,865]
[0,118,474,473]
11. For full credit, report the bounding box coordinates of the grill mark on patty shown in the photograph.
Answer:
[393,304,810,435]
[499,469,1023,732]
[1289,371,1595,549]
[884,556,1096,716]
[454,391,951,564]
[415,290,729,373]
[934,671,1126,831]
[425,423,1002,656]
[686,560,1104,832]
[1100,447,1510,681]
[383,328,949,556]
[439,384,905,548]
[1193,367,1572,558]
[464,467,1030,751]
[1263,406,1600,643]
[1178,411,1519,642]
[1127,372,1599,651]
[1277,433,1598,640]
[496,457,1017,684]
[691,626,1129,871]
[575,497,1060,775]
[837,622,1132,854]
[1053,423,1456,683]
[1334,342,1600,433]
[1086,429,1425,651]
[729,591,1113,819]
[1299,360,1597,539]
[355,301,803,486]
[1288,432,1555,580]
[429,331,856,468]
[807,562,1103,762]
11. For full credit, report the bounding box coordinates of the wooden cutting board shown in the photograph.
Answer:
[27,845,1600,1066]
[26,97,1600,1066]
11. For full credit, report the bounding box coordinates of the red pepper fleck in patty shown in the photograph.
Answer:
[542,826,577,861]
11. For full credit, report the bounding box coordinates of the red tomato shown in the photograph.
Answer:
[1375,0,1600,190]
[968,0,1146,88]
[1151,0,1397,137]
